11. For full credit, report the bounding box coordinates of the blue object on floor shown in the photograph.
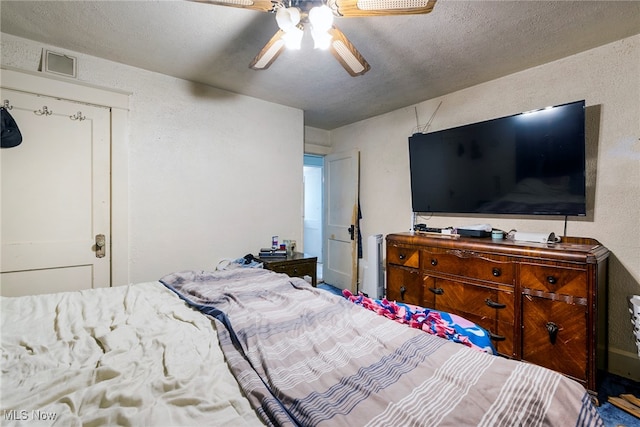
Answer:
[318,283,344,297]
[597,400,639,427]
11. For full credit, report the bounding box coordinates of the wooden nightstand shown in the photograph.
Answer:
[258,252,318,287]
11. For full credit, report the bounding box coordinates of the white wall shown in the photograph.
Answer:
[304,126,331,155]
[331,35,640,380]
[1,33,305,284]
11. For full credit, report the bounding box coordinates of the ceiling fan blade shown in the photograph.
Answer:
[327,0,436,17]
[190,0,278,13]
[328,26,371,76]
[249,29,286,70]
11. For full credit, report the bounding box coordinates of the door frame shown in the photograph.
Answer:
[303,154,324,265]
[0,67,130,286]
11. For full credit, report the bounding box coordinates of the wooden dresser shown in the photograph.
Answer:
[386,232,609,394]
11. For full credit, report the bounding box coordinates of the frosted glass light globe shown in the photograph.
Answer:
[308,5,333,32]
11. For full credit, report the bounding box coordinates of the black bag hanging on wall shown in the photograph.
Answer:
[1,107,23,148]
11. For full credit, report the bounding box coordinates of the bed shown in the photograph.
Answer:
[1,268,603,426]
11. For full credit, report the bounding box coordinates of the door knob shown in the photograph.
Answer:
[95,234,106,258]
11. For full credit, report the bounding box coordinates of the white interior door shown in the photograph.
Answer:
[1,88,111,297]
[322,150,359,292]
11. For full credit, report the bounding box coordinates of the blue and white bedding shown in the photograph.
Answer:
[161,268,604,427]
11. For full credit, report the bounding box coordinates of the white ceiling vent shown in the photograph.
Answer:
[41,49,77,78]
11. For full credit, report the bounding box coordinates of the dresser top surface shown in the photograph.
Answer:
[387,232,609,264]
[257,252,317,265]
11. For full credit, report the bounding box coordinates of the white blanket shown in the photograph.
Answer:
[1,282,263,426]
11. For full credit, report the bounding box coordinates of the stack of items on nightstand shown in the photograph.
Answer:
[258,248,287,258]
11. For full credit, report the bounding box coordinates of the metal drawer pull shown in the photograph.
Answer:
[489,331,506,341]
[431,259,438,266]
[400,286,406,300]
[547,276,557,284]
[399,254,406,260]
[492,268,501,277]
[428,287,444,295]
[485,298,506,309]
[546,322,558,344]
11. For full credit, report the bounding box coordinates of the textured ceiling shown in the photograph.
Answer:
[1,0,639,130]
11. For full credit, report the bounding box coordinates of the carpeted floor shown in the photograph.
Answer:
[317,282,640,426]
[597,373,640,427]
[317,282,344,296]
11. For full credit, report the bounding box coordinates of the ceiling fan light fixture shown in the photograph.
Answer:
[311,30,332,50]
[276,6,301,31]
[199,0,438,75]
[283,26,304,49]
[275,7,303,49]
[308,5,334,50]
[308,5,334,31]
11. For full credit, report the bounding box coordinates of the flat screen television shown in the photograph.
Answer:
[409,100,586,216]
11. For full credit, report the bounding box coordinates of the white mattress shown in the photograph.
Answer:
[0,282,264,426]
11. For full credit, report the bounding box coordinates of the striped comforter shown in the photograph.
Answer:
[161,268,603,427]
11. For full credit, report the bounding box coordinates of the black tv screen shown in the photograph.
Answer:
[409,100,586,216]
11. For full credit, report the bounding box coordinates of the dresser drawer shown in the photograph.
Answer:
[268,263,314,278]
[387,265,423,305]
[387,245,420,268]
[522,294,587,382]
[432,279,514,324]
[421,248,514,285]
[520,264,588,298]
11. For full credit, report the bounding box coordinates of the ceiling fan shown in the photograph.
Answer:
[192,0,437,76]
